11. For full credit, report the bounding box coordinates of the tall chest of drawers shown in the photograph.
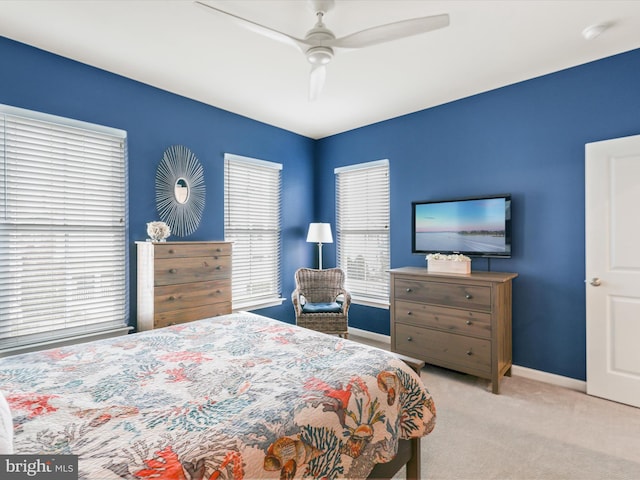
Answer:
[137,241,232,331]
[390,267,517,393]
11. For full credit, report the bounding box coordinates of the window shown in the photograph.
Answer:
[0,105,129,355]
[224,153,282,310]
[335,159,390,307]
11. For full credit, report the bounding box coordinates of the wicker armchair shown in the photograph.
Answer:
[292,268,351,338]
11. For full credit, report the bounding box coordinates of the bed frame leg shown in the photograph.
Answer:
[406,437,421,480]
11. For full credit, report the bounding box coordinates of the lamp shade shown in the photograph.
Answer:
[306,223,333,243]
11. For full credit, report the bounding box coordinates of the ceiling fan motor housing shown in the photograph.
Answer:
[305,18,335,65]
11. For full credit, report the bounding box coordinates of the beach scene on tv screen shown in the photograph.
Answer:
[415,198,506,252]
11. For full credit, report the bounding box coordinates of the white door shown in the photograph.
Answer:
[585,134,640,408]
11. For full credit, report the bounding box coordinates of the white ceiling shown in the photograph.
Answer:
[1,1,639,139]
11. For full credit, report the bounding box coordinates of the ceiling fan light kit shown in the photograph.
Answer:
[306,46,333,65]
[196,0,449,100]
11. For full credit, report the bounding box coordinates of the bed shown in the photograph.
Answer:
[0,312,435,479]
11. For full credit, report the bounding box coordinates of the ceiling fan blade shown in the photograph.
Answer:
[309,64,326,101]
[331,14,449,49]
[195,1,307,52]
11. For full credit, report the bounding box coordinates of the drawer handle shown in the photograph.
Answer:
[466,349,473,356]
[168,296,176,301]
[407,336,413,342]
[407,311,412,316]
[465,294,473,300]
[466,320,472,325]
[216,265,222,270]
[168,249,175,254]
[406,288,412,293]
[169,268,177,274]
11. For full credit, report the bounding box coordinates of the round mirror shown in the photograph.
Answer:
[174,178,190,204]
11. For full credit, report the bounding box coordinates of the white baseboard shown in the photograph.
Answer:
[347,327,587,392]
[511,365,586,392]
[348,326,391,345]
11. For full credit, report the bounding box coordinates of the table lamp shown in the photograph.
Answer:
[306,223,333,270]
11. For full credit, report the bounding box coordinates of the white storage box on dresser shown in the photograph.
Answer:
[137,241,232,331]
[390,267,517,394]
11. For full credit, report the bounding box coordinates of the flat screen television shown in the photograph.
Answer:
[412,194,512,257]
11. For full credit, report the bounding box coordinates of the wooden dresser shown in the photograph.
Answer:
[137,241,232,331]
[390,267,517,393]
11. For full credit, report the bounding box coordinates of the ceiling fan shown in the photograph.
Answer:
[195,0,449,101]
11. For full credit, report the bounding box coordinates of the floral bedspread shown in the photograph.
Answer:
[0,312,436,479]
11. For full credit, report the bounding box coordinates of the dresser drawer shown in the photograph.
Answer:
[394,278,491,311]
[394,300,491,339]
[154,279,231,313]
[154,242,231,259]
[395,323,491,375]
[154,256,231,286]
[154,302,232,328]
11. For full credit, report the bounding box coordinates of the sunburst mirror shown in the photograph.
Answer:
[155,145,205,237]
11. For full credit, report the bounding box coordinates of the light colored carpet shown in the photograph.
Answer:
[416,365,640,480]
[349,335,640,480]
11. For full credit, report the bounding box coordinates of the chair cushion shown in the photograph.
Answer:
[302,302,343,313]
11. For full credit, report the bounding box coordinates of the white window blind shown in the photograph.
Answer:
[335,159,390,307]
[224,153,282,310]
[0,105,128,354]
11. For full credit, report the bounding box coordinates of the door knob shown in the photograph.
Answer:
[590,277,602,287]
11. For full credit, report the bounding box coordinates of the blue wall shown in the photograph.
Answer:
[315,48,640,381]
[0,36,315,327]
[3,34,640,381]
